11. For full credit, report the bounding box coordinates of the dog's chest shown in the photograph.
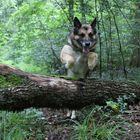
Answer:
[72,52,88,76]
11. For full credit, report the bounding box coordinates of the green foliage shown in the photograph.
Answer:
[73,106,125,140]
[106,92,136,113]
[106,101,120,113]
[0,0,69,74]
[0,109,45,140]
[0,0,139,76]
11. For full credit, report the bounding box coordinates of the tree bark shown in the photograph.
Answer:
[0,64,140,111]
[68,0,74,24]
[129,1,140,67]
[130,48,140,67]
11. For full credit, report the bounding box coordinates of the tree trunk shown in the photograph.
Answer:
[130,1,140,67]
[130,0,140,45]
[68,0,74,23]
[0,64,139,111]
[130,48,140,67]
[80,0,86,22]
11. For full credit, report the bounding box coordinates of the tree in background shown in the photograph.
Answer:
[130,0,140,67]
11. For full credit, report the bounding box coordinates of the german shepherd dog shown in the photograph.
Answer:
[60,17,98,119]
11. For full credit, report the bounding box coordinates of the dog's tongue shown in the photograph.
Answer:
[83,48,89,54]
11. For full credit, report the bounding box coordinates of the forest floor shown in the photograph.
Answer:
[42,101,140,140]
[122,102,140,140]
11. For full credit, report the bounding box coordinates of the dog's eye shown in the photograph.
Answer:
[80,33,85,37]
[89,32,93,37]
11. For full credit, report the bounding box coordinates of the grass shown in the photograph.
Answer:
[72,106,126,140]
[0,106,128,140]
[0,109,45,140]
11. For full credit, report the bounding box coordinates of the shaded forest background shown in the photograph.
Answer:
[0,0,140,79]
[0,0,140,140]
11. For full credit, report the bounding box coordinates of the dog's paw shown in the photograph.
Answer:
[71,110,76,119]
[88,63,96,70]
[88,53,98,70]
[88,64,93,70]
[66,110,76,119]
[88,58,97,70]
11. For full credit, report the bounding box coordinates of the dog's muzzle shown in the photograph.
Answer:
[82,41,91,54]
[82,41,91,47]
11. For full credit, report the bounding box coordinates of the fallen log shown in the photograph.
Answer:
[0,64,139,111]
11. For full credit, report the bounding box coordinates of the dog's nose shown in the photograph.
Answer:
[85,42,90,47]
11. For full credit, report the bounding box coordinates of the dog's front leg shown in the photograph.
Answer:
[61,53,75,69]
[88,52,98,70]
[60,52,76,119]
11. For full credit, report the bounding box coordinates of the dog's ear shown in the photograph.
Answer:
[91,17,96,29]
[74,17,82,28]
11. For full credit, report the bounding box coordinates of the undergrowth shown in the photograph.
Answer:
[72,106,127,140]
[0,109,45,140]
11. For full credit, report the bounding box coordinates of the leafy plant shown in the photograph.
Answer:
[73,106,125,140]
[0,109,45,140]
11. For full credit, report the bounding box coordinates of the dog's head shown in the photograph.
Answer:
[70,17,97,54]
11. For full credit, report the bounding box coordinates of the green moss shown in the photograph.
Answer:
[52,75,81,81]
[0,74,24,88]
[63,76,81,81]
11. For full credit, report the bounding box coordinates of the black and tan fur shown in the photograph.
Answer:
[60,17,98,119]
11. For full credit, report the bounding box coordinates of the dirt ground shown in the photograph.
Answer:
[43,102,140,140]
[122,102,140,140]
